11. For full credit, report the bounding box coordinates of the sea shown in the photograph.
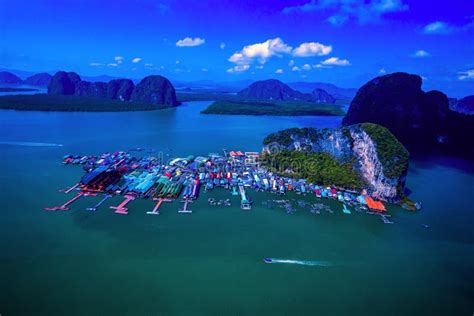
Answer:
[0,101,472,315]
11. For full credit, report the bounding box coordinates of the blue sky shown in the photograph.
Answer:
[1,0,473,96]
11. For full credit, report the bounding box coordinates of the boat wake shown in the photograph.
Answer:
[264,258,333,267]
[0,141,64,147]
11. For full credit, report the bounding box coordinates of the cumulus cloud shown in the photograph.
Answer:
[379,68,387,75]
[220,42,226,49]
[292,66,300,72]
[321,57,351,66]
[201,68,208,72]
[226,64,250,73]
[228,38,292,65]
[227,38,333,73]
[89,62,104,66]
[411,50,431,58]
[458,69,474,80]
[176,37,205,47]
[302,64,312,70]
[132,57,142,63]
[275,68,284,74]
[423,21,452,34]
[292,42,332,57]
[283,0,408,25]
[114,56,124,64]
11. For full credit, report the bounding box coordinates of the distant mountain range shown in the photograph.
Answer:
[287,82,357,99]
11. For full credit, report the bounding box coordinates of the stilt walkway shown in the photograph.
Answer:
[146,198,171,215]
[110,194,135,215]
[86,194,112,211]
[45,191,96,211]
[178,198,192,213]
[59,183,80,194]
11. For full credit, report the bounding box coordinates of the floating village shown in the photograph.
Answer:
[45,149,398,224]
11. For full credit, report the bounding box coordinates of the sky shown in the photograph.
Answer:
[1,0,473,96]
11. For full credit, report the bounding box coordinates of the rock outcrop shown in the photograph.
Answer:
[238,79,311,101]
[450,95,474,115]
[312,88,336,104]
[75,81,107,98]
[342,72,474,156]
[131,75,178,107]
[47,71,177,108]
[263,123,409,202]
[48,71,81,95]
[0,71,22,84]
[106,79,134,101]
[24,73,52,86]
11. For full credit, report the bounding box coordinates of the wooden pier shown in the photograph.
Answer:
[178,198,192,213]
[86,194,112,211]
[45,191,96,211]
[110,194,135,214]
[146,198,171,215]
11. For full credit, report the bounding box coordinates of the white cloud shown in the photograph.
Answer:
[302,64,312,70]
[144,63,154,68]
[292,42,332,57]
[228,37,292,65]
[175,60,180,64]
[321,57,351,66]
[458,69,474,80]
[275,68,284,74]
[255,65,264,69]
[89,62,104,66]
[379,68,387,75]
[411,50,431,58]
[107,63,118,67]
[283,0,408,25]
[291,66,300,72]
[226,64,250,73]
[176,37,205,47]
[288,60,295,66]
[201,68,208,72]
[114,56,124,64]
[220,42,226,49]
[423,21,452,34]
[132,57,142,63]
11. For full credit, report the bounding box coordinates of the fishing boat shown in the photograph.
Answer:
[263,258,273,263]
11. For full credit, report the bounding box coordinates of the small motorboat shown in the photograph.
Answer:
[264,258,273,263]
[421,224,430,229]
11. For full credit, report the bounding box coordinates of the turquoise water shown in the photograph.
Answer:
[0,101,473,315]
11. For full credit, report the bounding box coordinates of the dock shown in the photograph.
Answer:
[146,198,171,215]
[45,191,95,211]
[110,194,135,215]
[59,183,80,194]
[86,194,112,211]
[178,198,192,213]
[239,185,251,210]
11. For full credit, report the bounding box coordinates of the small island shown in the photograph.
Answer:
[199,79,345,116]
[0,71,178,112]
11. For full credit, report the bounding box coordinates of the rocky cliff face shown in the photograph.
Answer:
[263,124,409,202]
[106,79,134,101]
[342,72,474,156]
[0,71,23,84]
[24,73,52,86]
[238,79,311,101]
[131,75,178,107]
[312,88,336,104]
[48,71,81,95]
[47,72,177,108]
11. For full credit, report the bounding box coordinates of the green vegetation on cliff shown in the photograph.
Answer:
[360,123,409,178]
[263,150,363,189]
[0,94,162,112]
[202,100,344,116]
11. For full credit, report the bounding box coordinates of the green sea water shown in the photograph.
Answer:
[0,101,473,315]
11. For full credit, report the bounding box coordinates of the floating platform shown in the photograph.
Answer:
[110,194,135,215]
